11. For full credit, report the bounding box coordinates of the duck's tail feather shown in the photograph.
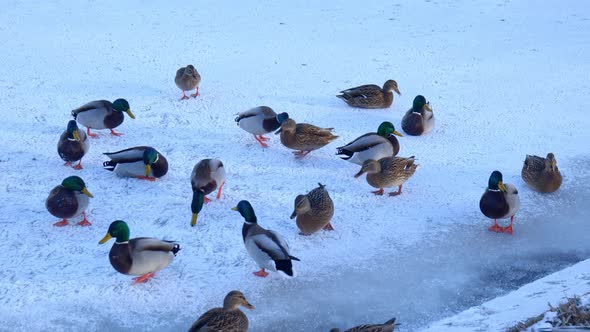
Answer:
[103,160,117,171]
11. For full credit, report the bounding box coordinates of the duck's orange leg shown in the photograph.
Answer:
[293,151,310,159]
[72,160,83,170]
[500,216,514,235]
[110,129,124,136]
[190,87,199,97]
[137,176,156,181]
[389,185,403,196]
[254,135,269,148]
[132,272,156,285]
[323,222,334,231]
[372,188,384,196]
[53,219,69,227]
[87,128,98,138]
[253,269,269,278]
[77,212,92,226]
[216,181,225,200]
[489,219,502,233]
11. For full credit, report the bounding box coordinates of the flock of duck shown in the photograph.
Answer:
[43,64,563,332]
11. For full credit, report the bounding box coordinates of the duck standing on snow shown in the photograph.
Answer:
[235,106,289,147]
[355,156,418,196]
[188,290,254,332]
[522,153,562,193]
[175,64,201,99]
[45,176,93,227]
[337,80,401,109]
[57,120,89,170]
[232,200,300,278]
[190,159,226,226]
[336,121,403,165]
[479,170,521,234]
[71,99,134,137]
[290,183,335,235]
[98,220,180,285]
[103,146,168,181]
[401,95,434,136]
[330,317,399,332]
[276,118,339,158]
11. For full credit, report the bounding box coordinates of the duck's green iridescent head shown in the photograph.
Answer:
[191,190,205,227]
[488,170,507,192]
[377,121,403,138]
[61,176,93,197]
[66,120,80,141]
[412,95,432,112]
[276,112,289,124]
[112,98,135,119]
[231,200,257,223]
[99,220,130,244]
[142,147,159,176]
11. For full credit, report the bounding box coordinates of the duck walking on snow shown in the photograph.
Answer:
[337,80,401,109]
[479,171,521,234]
[521,153,562,193]
[336,121,403,165]
[57,120,89,169]
[291,183,335,235]
[355,156,418,196]
[103,146,168,181]
[232,200,300,278]
[190,159,226,226]
[330,317,399,332]
[175,64,201,99]
[46,176,93,227]
[71,99,134,137]
[401,95,434,136]
[277,118,338,159]
[99,220,180,285]
[235,106,289,147]
[189,290,254,332]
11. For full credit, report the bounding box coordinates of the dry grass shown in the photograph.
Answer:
[505,313,545,332]
[549,295,590,327]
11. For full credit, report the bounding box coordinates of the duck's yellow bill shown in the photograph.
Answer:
[393,130,403,137]
[82,188,94,198]
[73,130,80,141]
[498,181,507,192]
[425,102,432,112]
[126,109,136,119]
[99,233,112,244]
[191,213,198,227]
[231,207,238,211]
[145,164,152,177]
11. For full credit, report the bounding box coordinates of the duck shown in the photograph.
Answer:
[276,118,339,158]
[98,220,180,285]
[337,80,401,109]
[103,146,168,181]
[330,317,399,332]
[232,200,300,277]
[354,156,418,196]
[336,122,403,165]
[479,170,521,235]
[188,290,254,332]
[57,120,89,169]
[401,95,434,136]
[235,106,289,147]
[175,64,201,100]
[45,176,93,227]
[290,183,335,235]
[522,153,562,193]
[191,159,226,226]
[71,99,134,137]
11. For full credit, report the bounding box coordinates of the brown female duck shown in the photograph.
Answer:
[189,291,254,332]
[290,183,335,235]
[337,80,401,109]
[355,156,418,196]
[277,118,338,158]
[175,64,201,99]
[521,153,562,193]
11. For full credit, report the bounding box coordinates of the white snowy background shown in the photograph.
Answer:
[0,0,589,331]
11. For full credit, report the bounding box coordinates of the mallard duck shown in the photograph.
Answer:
[98,220,180,285]
[103,146,168,181]
[401,95,434,136]
[235,106,289,147]
[232,200,300,277]
[71,99,134,137]
[189,290,254,332]
[354,156,418,196]
[337,80,401,109]
[45,176,93,227]
[336,122,403,165]
[57,120,89,169]
[522,153,562,193]
[175,64,201,100]
[191,159,226,226]
[290,183,335,235]
[330,317,399,332]
[276,118,339,158]
[479,171,521,234]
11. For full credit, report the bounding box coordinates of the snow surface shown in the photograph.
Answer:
[0,0,589,331]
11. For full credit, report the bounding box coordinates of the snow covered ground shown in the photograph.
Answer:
[0,0,589,331]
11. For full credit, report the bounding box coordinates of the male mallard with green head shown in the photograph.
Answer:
[189,291,254,332]
[330,317,399,332]
[276,118,338,158]
[337,80,401,109]
[103,146,168,181]
[401,95,434,136]
[45,176,93,227]
[479,171,521,234]
[232,200,300,278]
[522,153,562,193]
[98,220,180,285]
[235,106,289,147]
[175,64,201,100]
[57,120,89,169]
[190,159,226,226]
[355,156,418,196]
[72,99,134,137]
[336,121,403,165]
[290,183,335,235]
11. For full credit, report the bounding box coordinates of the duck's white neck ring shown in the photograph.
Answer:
[115,241,129,244]
[487,188,501,192]
[244,221,254,225]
